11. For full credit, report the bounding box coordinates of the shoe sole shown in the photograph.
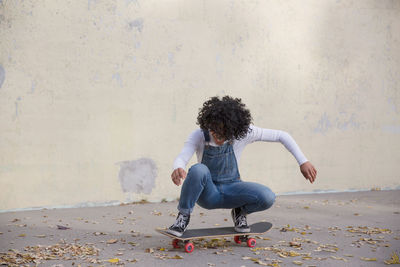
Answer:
[166,229,183,237]
[234,227,251,233]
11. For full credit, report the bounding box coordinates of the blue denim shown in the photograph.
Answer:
[201,140,240,183]
[178,130,276,215]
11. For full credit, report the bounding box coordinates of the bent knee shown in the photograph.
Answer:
[259,190,276,210]
[188,163,209,176]
[185,163,210,183]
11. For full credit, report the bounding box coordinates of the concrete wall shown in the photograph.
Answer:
[1,0,399,211]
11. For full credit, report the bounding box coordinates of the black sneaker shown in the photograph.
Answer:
[167,212,190,237]
[231,207,250,233]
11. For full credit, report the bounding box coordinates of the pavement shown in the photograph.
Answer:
[0,190,399,267]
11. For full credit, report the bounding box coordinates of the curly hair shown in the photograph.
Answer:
[197,96,253,141]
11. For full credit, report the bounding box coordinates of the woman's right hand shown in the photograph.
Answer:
[171,168,187,186]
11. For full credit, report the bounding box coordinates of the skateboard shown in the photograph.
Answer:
[156,221,272,253]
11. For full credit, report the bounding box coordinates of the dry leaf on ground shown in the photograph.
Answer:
[384,252,400,265]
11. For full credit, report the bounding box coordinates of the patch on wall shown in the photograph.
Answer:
[117,158,157,195]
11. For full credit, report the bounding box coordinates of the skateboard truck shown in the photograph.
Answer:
[172,239,195,253]
[234,235,257,248]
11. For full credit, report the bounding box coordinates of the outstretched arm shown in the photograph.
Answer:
[246,126,317,183]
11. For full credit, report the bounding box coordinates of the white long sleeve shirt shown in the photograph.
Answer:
[173,125,308,170]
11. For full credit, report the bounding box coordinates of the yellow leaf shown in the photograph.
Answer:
[331,256,348,262]
[278,252,287,258]
[293,261,303,265]
[18,234,26,237]
[289,251,301,257]
[168,254,183,259]
[361,257,377,261]
[384,251,400,265]
[107,258,120,263]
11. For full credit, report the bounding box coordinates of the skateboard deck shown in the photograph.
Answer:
[156,221,272,253]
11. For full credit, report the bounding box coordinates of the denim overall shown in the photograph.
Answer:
[178,130,275,215]
[201,130,240,183]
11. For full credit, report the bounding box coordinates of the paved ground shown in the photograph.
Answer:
[1,190,399,266]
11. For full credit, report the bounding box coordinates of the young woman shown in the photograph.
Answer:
[167,96,317,237]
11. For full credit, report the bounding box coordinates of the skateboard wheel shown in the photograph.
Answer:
[247,238,256,248]
[184,242,194,253]
[172,239,180,249]
[234,236,242,244]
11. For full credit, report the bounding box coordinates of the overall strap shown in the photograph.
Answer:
[203,129,211,142]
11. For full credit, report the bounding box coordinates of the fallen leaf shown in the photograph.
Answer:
[253,259,270,266]
[167,254,183,259]
[57,225,70,230]
[361,257,377,261]
[289,251,301,257]
[330,256,348,262]
[94,232,106,236]
[293,261,303,265]
[145,248,154,253]
[289,242,301,248]
[152,210,162,216]
[107,258,120,263]
[384,251,400,265]
[106,239,118,244]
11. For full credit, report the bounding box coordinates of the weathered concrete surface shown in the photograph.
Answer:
[1,190,399,266]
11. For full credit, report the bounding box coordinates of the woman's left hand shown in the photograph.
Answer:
[300,161,317,184]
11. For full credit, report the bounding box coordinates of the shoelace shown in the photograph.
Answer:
[236,214,248,227]
[174,214,188,229]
